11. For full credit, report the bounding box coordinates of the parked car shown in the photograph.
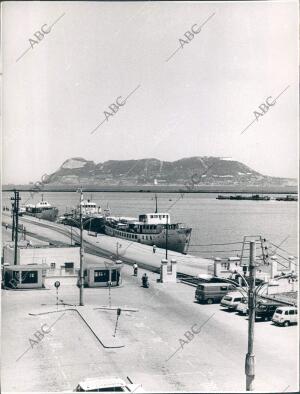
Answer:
[236,296,264,315]
[255,301,283,321]
[195,282,236,304]
[236,298,249,315]
[220,292,246,310]
[74,377,145,392]
[272,306,298,326]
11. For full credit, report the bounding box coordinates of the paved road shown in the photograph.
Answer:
[2,263,298,392]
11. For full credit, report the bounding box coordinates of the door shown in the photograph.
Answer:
[288,309,295,323]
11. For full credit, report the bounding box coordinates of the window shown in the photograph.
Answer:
[111,270,117,282]
[220,286,228,291]
[50,263,56,269]
[276,309,283,314]
[94,270,109,282]
[65,262,74,273]
[235,298,242,302]
[288,310,295,315]
[21,271,38,284]
[285,311,289,315]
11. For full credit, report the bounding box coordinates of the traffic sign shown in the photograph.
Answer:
[54,281,60,288]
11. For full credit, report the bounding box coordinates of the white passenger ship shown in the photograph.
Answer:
[104,212,192,254]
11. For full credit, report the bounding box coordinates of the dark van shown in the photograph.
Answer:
[195,283,235,304]
[255,300,283,321]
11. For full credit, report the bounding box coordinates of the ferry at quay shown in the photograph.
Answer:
[59,197,192,254]
[104,212,192,254]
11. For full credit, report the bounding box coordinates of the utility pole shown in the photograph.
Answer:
[11,202,15,241]
[245,241,256,391]
[11,190,21,265]
[79,188,84,306]
[165,214,169,260]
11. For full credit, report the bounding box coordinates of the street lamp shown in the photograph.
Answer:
[64,210,96,306]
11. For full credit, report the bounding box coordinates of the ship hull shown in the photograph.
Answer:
[104,225,192,254]
[25,208,59,222]
[62,215,106,233]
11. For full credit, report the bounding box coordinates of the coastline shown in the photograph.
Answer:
[2,184,298,194]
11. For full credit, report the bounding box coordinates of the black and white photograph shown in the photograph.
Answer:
[1,1,299,392]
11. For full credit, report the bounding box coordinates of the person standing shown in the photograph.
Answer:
[153,244,157,254]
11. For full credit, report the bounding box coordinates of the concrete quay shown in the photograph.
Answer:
[2,213,214,277]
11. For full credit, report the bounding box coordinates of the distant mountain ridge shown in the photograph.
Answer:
[39,157,296,187]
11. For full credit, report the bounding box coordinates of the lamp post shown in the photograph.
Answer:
[65,200,95,307]
[165,214,169,260]
[79,189,84,306]
[245,241,256,391]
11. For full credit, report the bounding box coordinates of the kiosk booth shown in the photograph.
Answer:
[3,264,47,289]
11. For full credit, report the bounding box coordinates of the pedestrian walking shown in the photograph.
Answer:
[133,263,138,276]
[153,244,157,254]
[5,223,8,230]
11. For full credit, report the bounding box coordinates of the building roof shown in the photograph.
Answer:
[4,264,49,270]
[84,253,123,269]
[4,243,79,250]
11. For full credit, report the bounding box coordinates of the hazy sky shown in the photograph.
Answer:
[2,1,299,184]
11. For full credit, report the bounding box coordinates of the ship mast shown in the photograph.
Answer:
[165,214,168,260]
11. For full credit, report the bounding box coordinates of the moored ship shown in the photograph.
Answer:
[104,212,192,254]
[275,195,298,202]
[217,194,271,201]
[25,196,58,222]
[58,199,105,232]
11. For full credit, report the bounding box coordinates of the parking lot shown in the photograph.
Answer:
[2,263,298,393]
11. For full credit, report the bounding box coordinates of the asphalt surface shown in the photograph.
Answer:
[2,262,298,393]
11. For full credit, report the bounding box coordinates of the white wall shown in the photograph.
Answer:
[3,246,80,271]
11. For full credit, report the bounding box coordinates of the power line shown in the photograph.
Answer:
[189,241,243,247]
[270,242,298,259]
[189,249,248,253]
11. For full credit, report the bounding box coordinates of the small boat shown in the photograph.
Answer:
[275,195,298,202]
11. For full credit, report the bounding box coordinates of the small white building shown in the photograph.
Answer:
[3,244,80,276]
[83,254,123,287]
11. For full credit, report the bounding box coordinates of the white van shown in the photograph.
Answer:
[272,306,298,327]
[220,291,246,310]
